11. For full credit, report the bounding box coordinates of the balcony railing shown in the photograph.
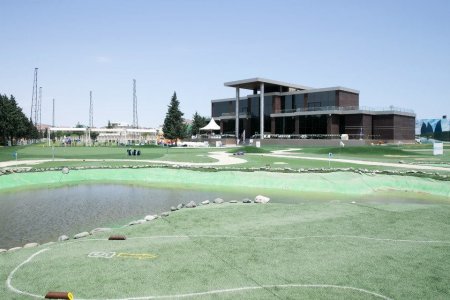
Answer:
[251,133,382,140]
[273,106,415,114]
[193,133,382,140]
[220,112,250,117]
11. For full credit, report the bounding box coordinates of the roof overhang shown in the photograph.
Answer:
[224,77,312,91]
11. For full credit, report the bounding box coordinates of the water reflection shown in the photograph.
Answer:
[0,184,249,249]
[0,184,445,249]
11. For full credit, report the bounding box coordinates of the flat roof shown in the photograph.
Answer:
[224,77,312,91]
[282,86,360,95]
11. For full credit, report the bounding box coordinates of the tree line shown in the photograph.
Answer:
[162,92,209,144]
[0,94,39,146]
[1,91,212,146]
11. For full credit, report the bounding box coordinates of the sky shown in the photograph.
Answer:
[0,0,449,128]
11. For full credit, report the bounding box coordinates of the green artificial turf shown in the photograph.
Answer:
[227,146,270,154]
[0,144,219,167]
[1,169,449,198]
[1,144,449,175]
[1,202,449,299]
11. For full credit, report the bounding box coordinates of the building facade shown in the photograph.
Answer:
[211,78,415,141]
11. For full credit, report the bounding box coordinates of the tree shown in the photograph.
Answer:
[0,94,38,145]
[426,123,433,135]
[107,120,113,129]
[74,122,86,139]
[90,131,99,141]
[420,122,427,135]
[434,120,442,133]
[190,112,209,136]
[162,92,185,145]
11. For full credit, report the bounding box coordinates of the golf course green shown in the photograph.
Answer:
[1,201,450,299]
[1,144,449,299]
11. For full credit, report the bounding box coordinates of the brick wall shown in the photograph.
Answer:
[337,91,359,107]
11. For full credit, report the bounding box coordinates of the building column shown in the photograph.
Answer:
[273,96,281,113]
[260,82,264,139]
[235,88,239,143]
[271,118,276,134]
[295,116,299,134]
[220,120,224,134]
[327,115,332,135]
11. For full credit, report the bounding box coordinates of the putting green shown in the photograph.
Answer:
[2,203,450,299]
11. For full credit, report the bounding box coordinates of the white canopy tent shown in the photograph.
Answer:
[200,118,220,131]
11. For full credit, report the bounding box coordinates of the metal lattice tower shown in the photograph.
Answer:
[38,87,42,131]
[132,79,138,128]
[30,68,38,125]
[89,91,93,128]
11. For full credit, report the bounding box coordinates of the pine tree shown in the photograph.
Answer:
[0,94,38,145]
[162,92,185,145]
[190,112,209,136]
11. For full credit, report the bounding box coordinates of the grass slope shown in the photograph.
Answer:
[1,169,450,197]
[1,202,449,299]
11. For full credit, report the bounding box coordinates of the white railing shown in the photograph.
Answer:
[273,106,414,114]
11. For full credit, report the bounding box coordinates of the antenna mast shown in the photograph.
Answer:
[30,68,38,125]
[52,98,55,127]
[89,91,93,128]
[38,87,42,131]
[132,79,138,128]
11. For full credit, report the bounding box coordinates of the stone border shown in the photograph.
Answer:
[0,164,448,181]
[0,195,268,253]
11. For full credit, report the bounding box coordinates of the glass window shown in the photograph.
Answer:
[284,95,293,111]
[250,96,259,117]
[293,94,304,110]
[239,99,248,114]
[212,101,233,117]
[264,96,272,116]
[307,91,336,108]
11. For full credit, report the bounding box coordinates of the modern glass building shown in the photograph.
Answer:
[211,78,415,141]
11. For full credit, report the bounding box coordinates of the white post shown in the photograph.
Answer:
[47,129,51,146]
[235,88,239,144]
[260,82,265,140]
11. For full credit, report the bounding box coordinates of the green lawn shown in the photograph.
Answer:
[0,144,219,165]
[1,202,449,299]
[1,143,449,174]
[1,144,449,299]
[296,144,450,164]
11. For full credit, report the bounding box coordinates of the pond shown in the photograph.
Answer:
[0,184,257,249]
[0,184,445,249]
